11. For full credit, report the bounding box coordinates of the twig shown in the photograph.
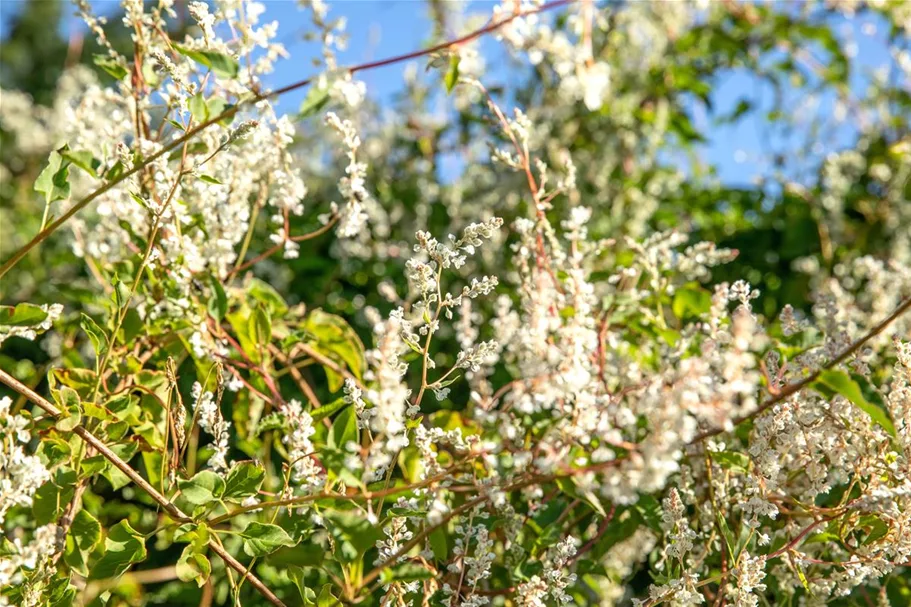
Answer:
[269,344,322,409]
[766,516,836,560]
[360,457,626,589]
[295,342,368,392]
[569,504,617,564]
[691,296,911,443]
[0,368,288,607]
[209,463,469,525]
[228,213,339,277]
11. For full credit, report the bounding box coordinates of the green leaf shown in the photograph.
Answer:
[188,92,208,123]
[716,511,738,560]
[44,578,77,606]
[444,55,460,94]
[858,514,889,545]
[93,54,129,80]
[55,407,81,432]
[269,543,326,568]
[178,471,226,505]
[247,279,289,314]
[805,531,841,545]
[129,192,151,211]
[298,85,331,119]
[105,160,126,181]
[173,44,239,79]
[206,96,235,126]
[33,467,77,525]
[223,461,265,500]
[717,98,754,124]
[304,309,367,391]
[429,527,448,560]
[208,276,228,321]
[35,149,71,203]
[253,413,285,436]
[815,370,896,436]
[0,303,48,326]
[64,509,102,576]
[53,384,81,414]
[794,556,811,593]
[40,436,72,467]
[198,174,223,185]
[708,450,751,473]
[174,522,210,545]
[591,508,640,560]
[633,494,663,533]
[102,443,139,490]
[80,313,108,357]
[227,308,261,363]
[311,397,349,424]
[555,477,607,517]
[670,111,706,144]
[429,410,478,435]
[379,562,435,585]
[249,305,272,349]
[289,568,317,605]
[89,520,147,580]
[672,284,712,320]
[241,522,296,557]
[318,584,343,607]
[111,275,132,312]
[323,511,384,563]
[60,149,101,177]
[176,544,211,587]
[329,404,358,449]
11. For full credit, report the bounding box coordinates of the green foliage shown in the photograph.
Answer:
[172,45,240,79]
[814,369,896,436]
[89,521,147,580]
[34,148,71,204]
[0,303,47,326]
[240,522,296,558]
[64,510,102,576]
[33,467,77,525]
[178,471,227,506]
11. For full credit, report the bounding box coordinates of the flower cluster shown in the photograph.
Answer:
[191,381,231,473]
[0,397,50,525]
[278,398,322,488]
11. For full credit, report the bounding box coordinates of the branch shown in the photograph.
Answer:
[0,368,288,607]
[295,342,368,392]
[359,457,625,590]
[228,213,339,277]
[209,463,469,525]
[691,295,911,443]
[766,516,836,560]
[570,503,617,564]
[0,0,571,280]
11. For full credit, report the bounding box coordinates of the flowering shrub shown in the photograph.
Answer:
[1,1,910,606]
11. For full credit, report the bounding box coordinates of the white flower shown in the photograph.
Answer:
[192,382,231,473]
[279,399,322,488]
[0,397,51,525]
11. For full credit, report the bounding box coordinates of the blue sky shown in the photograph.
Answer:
[1,1,897,188]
